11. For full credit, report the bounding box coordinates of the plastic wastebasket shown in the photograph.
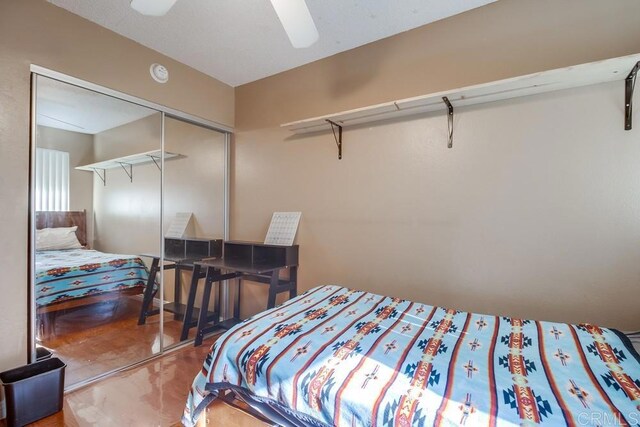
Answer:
[0,357,66,427]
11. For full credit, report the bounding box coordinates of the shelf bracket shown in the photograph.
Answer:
[326,119,343,160]
[625,61,639,131]
[443,96,454,148]
[92,168,106,186]
[118,162,133,183]
[147,154,162,171]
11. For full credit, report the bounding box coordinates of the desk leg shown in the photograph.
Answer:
[215,272,221,317]
[289,266,298,299]
[180,264,201,341]
[195,268,214,347]
[138,257,159,325]
[267,269,280,310]
[234,278,242,320]
[174,264,182,321]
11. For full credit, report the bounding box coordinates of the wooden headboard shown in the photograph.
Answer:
[36,210,87,247]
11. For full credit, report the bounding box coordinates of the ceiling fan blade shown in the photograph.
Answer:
[270,0,319,48]
[130,0,177,17]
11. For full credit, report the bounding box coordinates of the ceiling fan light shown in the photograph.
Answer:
[130,0,177,17]
[270,0,319,48]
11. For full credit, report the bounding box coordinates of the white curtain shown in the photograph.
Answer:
[35,148,69,211]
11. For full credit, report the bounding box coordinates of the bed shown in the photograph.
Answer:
[183,285,640,427]
[35,211,149,313]
[35,248,149,309]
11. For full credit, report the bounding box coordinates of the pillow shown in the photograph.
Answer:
[36,226,82,251]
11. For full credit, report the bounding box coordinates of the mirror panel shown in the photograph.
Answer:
[33,75,162,387]
[161,116,227,348]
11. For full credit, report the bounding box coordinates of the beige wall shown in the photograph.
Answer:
[0,0,233,376]
[92,114,163,256]
[234,81,640,330]
[164,117,226,241]
[36,125,95,245]
[93,114,161,162]
[233,0,640,329]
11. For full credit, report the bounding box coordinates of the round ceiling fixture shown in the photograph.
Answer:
[150,63,169,83]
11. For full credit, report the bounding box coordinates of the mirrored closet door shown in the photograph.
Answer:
[160,117,227,349]
[32,75,163,388]
[30,71,230,389]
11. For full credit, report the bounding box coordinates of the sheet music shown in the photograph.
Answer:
[264,212,301,246]
[166,212,192,238]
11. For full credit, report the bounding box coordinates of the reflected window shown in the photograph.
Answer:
[35,148,69,211]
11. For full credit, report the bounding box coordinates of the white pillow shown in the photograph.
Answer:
[36,226,82,251]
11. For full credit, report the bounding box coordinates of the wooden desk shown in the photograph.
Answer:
[190,241,299,346]
[137,255,211,327]
[137,238,223,338]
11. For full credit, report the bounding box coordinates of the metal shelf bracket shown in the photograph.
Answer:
[326,119,343,160]
[625,61,639,130]
[147,154,162,171]
[443,97,454,148]
[118,162,133,183]
[92,168,106,186]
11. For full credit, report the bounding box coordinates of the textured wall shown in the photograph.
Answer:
[92,114,163,256]
[233,0,640,329]
[233,81,640,330]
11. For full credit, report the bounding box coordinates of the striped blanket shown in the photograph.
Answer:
[35,249,149,307]
[184,285,640,426]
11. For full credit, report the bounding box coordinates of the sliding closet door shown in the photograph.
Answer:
[161,116,227,348]
[32,75,163,387]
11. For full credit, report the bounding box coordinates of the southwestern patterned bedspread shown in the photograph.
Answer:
[184,285,640,426]
[35,249,149,307]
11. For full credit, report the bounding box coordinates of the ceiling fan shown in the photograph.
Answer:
[130,0,319,48]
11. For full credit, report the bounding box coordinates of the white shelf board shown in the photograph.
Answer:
[282,53,640,134]
[76,150,179,171]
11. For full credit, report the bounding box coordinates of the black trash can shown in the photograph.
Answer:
[0,357,66,427]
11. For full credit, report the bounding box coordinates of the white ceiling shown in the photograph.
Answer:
[37,76,157,134]
[48,0,496,87]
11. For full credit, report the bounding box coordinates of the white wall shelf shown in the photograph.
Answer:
[76,150,180,185]
[281,53,640,157]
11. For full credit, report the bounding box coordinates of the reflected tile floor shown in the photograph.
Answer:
[6,339,215,427]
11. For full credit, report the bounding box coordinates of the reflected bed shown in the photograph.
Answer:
[35,248,148,309]
[184,285,640,427]
[34,211,149,313]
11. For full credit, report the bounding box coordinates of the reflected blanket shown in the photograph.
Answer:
[35,249,148,307]
[184,285,640,426]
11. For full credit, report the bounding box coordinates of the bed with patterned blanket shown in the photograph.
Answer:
[35,249,149,308]
[184,285,640,427]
